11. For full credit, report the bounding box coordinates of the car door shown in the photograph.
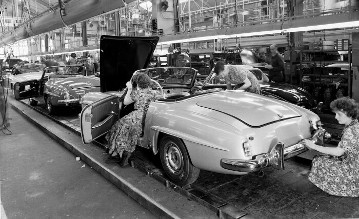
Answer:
[80,95,120,144]
[13,68,51,100]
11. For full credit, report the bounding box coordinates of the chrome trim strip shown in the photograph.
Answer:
[151,126,229,151]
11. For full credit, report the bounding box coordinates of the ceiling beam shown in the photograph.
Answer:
[158,11,359,44]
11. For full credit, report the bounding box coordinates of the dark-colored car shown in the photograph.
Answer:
[197,67,318,110]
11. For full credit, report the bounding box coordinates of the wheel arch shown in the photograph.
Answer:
[151,129,196,166]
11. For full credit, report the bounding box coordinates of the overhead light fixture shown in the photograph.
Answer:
[284,21,359,32]
[157,35,227,45]
[157,29,282,45]
[52,48,100,56]
[223,29,283,39]
[158,21,359,46]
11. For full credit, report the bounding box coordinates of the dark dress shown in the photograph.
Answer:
[106,88,158,157]
[269,53,285,83]
[224,65,261,94]
[308,119,359,197]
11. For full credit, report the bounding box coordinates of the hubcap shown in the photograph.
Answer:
[165,142,183,174]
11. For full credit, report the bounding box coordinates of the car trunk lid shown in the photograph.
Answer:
[196,91,301,127]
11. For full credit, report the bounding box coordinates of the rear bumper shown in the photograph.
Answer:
[220,142,289,172]
[220,127,328,172]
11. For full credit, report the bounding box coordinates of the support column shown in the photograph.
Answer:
[44,34,49,52]
[81,21,88,47]
[115,11,120,36]
[351,32,359,102]
[287,0,303,84]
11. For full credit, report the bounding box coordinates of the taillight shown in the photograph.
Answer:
[243,140,252,157]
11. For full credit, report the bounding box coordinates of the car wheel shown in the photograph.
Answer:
[159,136,200,186]
[45,95,56,114]
[29,98,38,106]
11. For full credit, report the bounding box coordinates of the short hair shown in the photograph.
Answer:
[330,97,359,119]
[213,61,225,74]
[134,73,152,89]
[270,44,277,49]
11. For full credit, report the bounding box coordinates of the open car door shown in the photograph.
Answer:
[80,95,120,144]
[13,68,52,100]
[13,80,41,100]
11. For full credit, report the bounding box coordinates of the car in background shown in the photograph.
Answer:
[13,64,100,114]
[3,63,48,89]
[80,35,330,186]
[196,66,318,110]
[0,58,23,71]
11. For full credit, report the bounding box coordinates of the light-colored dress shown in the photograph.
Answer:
[106,88,157,157]
[224,65,261,94]
[308,119,359,197]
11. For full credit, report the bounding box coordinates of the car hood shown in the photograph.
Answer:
[47,76,100,94]
[260,82,316,108]
[100,35,159,92]
[196,91,302,127]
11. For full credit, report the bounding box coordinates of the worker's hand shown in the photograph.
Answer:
[264,64,273,69]
[301,139,316,150]
[126,81,133,90]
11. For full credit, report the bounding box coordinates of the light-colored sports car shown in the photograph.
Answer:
[80,36,330,186]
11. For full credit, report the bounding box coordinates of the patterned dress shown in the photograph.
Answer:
[224,65,261,94]
[106,88,158,157]
[308,119,359,197]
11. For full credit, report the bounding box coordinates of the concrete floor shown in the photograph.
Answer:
[0,107,156,219]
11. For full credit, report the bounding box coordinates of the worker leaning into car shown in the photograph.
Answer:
[213,61,261,94]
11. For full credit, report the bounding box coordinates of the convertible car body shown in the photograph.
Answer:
[13,64,100,114]
[80,36,329,186]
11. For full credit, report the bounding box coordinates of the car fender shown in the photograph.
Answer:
[149,125,230,155]
[142,102,249,173]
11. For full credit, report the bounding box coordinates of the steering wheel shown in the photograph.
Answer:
[151,79,165,99]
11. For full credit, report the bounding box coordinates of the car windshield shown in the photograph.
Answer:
[15,63,45,74]
[135,67,196,85]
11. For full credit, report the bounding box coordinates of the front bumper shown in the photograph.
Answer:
[220,127,329,172]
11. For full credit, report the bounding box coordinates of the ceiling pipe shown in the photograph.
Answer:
[0,0,134,47]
